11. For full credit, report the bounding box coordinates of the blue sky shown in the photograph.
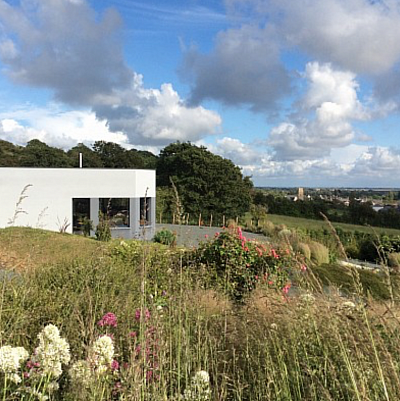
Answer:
[0,0,400,187]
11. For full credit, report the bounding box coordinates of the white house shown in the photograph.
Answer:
[0,168,156,239]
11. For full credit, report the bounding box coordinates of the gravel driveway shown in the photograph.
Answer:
[155,223,268,247]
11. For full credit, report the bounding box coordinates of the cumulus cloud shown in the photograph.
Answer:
[0,0,221,146]
[268,62,368,160]
[226,0,400,75]
[180,24,290,112]
[94,73,222,146]
[211,137,263,165]
[0,108,129,149]
[351,146,400,177]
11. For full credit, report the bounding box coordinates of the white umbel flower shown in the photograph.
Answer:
[183,370,211,401]
[0,345,29,383]
[69,360,92,387]
[35,324,71,378]
[90,335,114,371]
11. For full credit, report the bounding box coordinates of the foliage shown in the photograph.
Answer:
[81,216,93,237]
[67,143,103,167]
[20,139,73,167]
[95,211,112,242]
[157,142,252,221]
[153,229,176,246]
[193,227,292,301]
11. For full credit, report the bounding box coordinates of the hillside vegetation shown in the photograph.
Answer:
[1,226,400,400]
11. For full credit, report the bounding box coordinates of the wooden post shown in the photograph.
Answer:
[187,213,190,225]
[250,219,253,227]
[173,213,176,225]
[210,214,213,227]
[222,215,225,227]
[198,213,202,227]
[159,212,162,224]
[236,216,239,225]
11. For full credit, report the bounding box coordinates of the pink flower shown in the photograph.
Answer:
[215,232,220,237]
[129,331,137,338]
[282,284,291,294]
[271,249,279,259]
[97,312,117,328]
[111,360,120,371]
[301,264,307,272]
[204,234,208,239]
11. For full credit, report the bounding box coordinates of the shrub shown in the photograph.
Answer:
[309,241,330,265]
[153,229,176,246]
[193,227,293,301]
[95,212,111,242]
[388,252,400,268]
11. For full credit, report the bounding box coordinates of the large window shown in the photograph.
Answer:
[72,198,90,234]
[99,198,130,228]
[140,197,151,226]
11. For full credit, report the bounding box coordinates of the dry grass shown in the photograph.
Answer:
[0,227,105,272]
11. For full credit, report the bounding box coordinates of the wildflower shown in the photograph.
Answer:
[97,312,117,328]
[271,249,279,259]
[204,234,208,239]
[301,264,307,272]
[111,360,119,371]
[89,335,114,370]
[69,360,91,387]
[282,284,291,295]
[270,323,278,330]
[34,324,71,378]
[0,345,29,383]
[183,370,211,401]
[129,331,137,338]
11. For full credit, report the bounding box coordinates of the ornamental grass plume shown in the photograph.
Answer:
[0,345,29,384]
[34,324,71,378]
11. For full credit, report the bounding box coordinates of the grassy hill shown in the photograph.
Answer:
[0,226,105,271]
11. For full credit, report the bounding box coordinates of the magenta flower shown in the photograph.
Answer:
[111,359,120,371]
[97,312,117,328]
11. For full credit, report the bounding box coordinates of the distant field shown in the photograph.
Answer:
[266,214,400,236]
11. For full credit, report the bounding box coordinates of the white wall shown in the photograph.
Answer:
[0,168,156,234]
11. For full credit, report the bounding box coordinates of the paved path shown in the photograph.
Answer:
[155,223,268,247]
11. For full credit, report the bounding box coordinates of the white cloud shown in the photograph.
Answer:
[0,0,222,147]
[268,62,368,160]
[227,0,400,75]
[0,107,129,149]
[351,146,400,177]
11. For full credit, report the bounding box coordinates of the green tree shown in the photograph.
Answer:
[0,140,22,166]
[67,143,103,168]
[157,142,252,221]
[19,139,72,167]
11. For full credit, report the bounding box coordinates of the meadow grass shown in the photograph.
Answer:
[264,214,400,236]
[2,227,400,400]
